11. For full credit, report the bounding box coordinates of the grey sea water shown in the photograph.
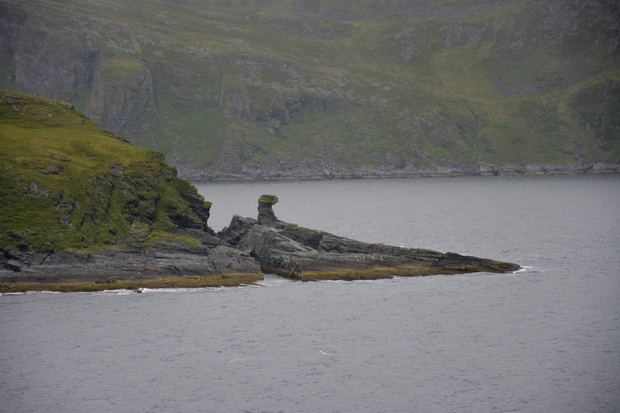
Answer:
[1,174,619,413]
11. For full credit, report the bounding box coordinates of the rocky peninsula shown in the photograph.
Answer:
[1,194,520,292]
[0,91,519,292]
[221,196,520,281]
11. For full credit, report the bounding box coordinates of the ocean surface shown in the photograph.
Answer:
[1,174,619,413]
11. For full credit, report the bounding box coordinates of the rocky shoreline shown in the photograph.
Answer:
[179,162,620,181]
[1,196,520,293]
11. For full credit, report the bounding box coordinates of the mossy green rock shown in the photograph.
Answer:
[0,91,263,289]
[258,195,279,204]
[0,91,212,253]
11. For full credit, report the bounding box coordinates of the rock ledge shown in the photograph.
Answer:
[218,195,520,281]
[1,195,519,292]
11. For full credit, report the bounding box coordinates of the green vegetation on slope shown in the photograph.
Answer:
[0,90,212,253]
[1,0,619,177]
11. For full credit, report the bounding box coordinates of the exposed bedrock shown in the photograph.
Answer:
[0,232,261,284]
[1,194,519,287]
[257,194,280,225]
[219,195,520,281]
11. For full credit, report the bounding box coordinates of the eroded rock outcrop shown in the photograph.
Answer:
[1,192,520,291]
[0,91,519,293]
[257,194,280,225]
[0,223,261,286]
[219,195,520,281]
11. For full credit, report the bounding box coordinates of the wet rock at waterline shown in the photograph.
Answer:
[219,195,520,281]
[1,195,519,291]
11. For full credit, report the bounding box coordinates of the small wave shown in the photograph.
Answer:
[256,274,298,287]
[1,290,60,296]
[95,289,136,295]
[137,287,225,294]
[511,265,546,275]
[320,277,393,284]
[356,278,392,283]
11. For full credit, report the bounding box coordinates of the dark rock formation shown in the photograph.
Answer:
[219,196,520,281]
[0,90,520,292]
[257,194,280,225]
[0,228,261,285]
[0,192,519,290]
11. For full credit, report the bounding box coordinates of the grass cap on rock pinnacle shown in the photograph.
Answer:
[258,194,279,204]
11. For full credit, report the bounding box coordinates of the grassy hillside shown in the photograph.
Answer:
[0,90,212,254]
[2,0,619,178]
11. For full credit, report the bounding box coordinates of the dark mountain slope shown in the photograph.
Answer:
[2,0,619,179]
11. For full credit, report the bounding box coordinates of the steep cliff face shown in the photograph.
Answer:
[489,0,620,95]
[6,3,97,102]
[86,56,156,136]
[3,2,156,133]
[2,0,619,179]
